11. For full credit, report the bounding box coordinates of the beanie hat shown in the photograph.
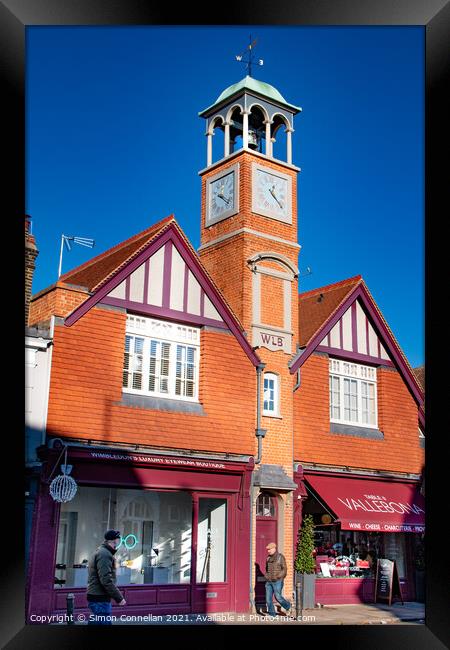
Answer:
[104,529,121,541]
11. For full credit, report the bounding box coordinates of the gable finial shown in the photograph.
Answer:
[235,34,264,78]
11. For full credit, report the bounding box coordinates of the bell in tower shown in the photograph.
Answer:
[198,75,301,166]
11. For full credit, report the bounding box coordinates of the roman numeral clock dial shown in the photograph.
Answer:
[252,163,292,224]
[205,164,239,226]
[212,173,234,215]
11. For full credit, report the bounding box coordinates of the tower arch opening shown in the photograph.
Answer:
[271,114,291,163]
[210,115,225,164]
[248,104,268,154]
[226,105,244,154]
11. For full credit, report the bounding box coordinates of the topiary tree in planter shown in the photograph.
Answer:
[294,514,316,610]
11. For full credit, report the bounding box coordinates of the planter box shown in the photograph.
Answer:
[297,572,316,609]
[415,570,425,603]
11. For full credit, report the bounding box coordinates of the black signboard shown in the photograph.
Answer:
[374,558,404,606]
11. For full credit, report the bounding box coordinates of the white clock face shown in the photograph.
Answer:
[209,171,235,220]
[205,165,239,226]
[254,169,288,219]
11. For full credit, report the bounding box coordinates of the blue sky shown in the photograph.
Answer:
[26,26,424,367]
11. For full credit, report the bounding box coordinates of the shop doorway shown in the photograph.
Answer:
[255,493,278,609]
[192,493,233,613]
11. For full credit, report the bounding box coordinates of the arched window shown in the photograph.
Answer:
[263,372,279,416]
[256,493,276,517]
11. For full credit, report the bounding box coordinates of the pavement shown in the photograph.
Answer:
[75,601,425,625]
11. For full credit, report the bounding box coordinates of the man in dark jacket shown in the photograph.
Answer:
[264,542,292,616]
[86,530,126,625]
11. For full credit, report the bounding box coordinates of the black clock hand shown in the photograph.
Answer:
[218,193,230,205]
[269,187,283,209]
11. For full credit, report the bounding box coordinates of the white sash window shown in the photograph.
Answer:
[122,316,200,401]
[329,359,377,428]
[263,372,280,417]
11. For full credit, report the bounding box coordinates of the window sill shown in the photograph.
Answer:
[263,413,282,419]
[330,422,384,440]
[117,393,205,415]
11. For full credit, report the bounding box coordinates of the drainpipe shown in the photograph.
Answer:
[292,367,301,612]
[249,362,266,613]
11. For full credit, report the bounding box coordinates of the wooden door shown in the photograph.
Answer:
[255,493,278,608]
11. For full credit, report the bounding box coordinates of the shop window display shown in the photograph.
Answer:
[312,523,383,578]
[303,491,407,579]
[196,498,227,583]
[55,487,192,588]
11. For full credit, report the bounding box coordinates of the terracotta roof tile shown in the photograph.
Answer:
[413,366,425,391]
[298,275,362,347]
[59,215,175,291]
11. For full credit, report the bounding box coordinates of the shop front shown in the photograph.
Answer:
[27,444,253,622]
[294,468,425,605]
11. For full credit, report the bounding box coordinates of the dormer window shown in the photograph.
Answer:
[122,316,200,401]
[329,359,377,428]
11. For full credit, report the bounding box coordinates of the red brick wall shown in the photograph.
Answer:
[198,150,301,595]
[260,274,284,329]
[294,353,424,475]
[199,151,298,248]
[46,307,256,455]
[199,150,299,332]
[25,224,38,326]
[29,285,89,326]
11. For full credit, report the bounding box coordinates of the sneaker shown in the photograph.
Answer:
[282,603,292,615]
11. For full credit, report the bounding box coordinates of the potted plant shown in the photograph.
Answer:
[294,514,316,610]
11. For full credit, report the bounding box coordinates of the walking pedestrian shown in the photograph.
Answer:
[264,542,292,616]
[86,529,126,625]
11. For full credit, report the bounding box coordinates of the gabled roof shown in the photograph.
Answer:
[59,215,174,291]
[291,275,425,426]
[413,366,425,392]
[62,218,261,367]
[298,275,362,348]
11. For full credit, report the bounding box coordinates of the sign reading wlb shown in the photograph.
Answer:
[253,326,292,353]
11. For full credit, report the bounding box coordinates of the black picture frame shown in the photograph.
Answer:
[4,1,449,647]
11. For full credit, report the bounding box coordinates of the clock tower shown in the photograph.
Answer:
[198,75,302,605]
[198,75,302,354]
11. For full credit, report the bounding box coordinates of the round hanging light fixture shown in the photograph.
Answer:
[49,448,78,503]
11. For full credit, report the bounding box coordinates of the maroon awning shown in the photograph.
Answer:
[305,474,425,533]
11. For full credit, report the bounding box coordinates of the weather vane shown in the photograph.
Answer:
[235,35,264,77]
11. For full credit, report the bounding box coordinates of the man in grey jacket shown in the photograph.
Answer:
[86,530,126,624]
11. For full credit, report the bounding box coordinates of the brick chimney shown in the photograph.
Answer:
[25,216,39,326]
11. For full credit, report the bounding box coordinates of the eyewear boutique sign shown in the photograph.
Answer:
[88,450,232,471]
